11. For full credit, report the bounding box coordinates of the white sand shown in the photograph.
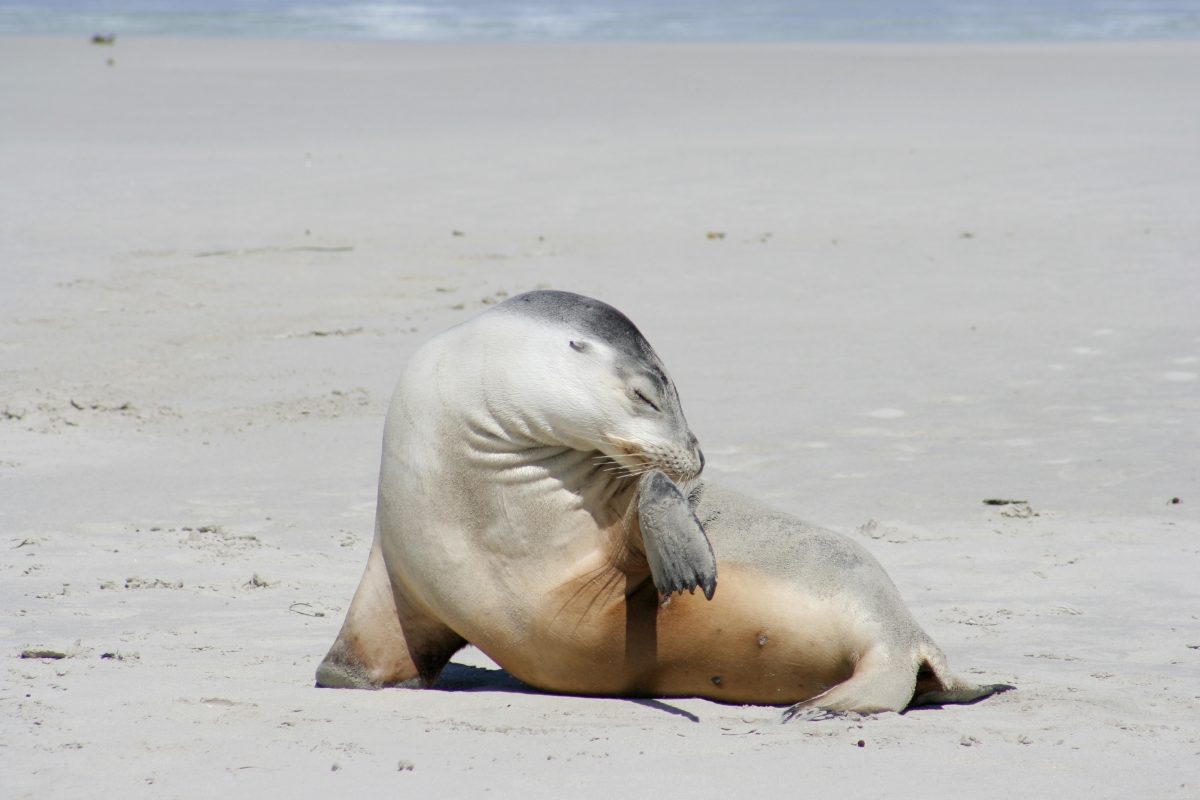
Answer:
[2,38,1198,797]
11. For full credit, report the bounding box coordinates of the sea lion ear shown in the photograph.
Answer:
[569,340,589,353]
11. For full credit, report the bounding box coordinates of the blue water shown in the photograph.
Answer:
[2,0,1199,41]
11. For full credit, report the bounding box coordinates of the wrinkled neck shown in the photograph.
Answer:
[464,412,637,516]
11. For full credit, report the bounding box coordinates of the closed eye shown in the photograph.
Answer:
[634,389,661,412]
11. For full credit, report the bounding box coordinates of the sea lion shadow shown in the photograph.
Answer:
[434,662,534,694]
[434,664,701,722]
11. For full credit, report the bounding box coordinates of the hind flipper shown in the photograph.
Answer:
[908,640,1014,708]
[781,647,916,720]
[911,683,1014,707]
[637,470,717,601]
[316,534,465,689]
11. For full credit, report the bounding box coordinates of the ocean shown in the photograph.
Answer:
[1,0,1199,42]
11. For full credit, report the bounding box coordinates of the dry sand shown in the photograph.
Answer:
[1,37,1198,798]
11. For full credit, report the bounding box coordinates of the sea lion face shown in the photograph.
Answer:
[568,333,703,483]
[494,291,704,482]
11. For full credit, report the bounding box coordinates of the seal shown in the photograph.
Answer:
[316,290,1011,716]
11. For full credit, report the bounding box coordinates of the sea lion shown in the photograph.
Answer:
[316,290,1011,716]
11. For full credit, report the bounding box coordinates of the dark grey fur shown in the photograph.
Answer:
[498,290,672,397]
[637,470,718,600]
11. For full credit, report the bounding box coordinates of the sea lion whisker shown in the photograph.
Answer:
[619,490,642,539]
[600,468,633,480]
[601,462,654,480]
[625,466,659,479]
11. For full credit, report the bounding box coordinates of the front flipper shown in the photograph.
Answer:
[637,470,717,601]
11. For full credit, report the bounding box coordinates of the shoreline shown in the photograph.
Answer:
[7,32,1200,45]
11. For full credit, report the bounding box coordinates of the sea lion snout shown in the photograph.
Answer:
[603,431,703,483]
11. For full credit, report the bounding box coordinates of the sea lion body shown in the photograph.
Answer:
[317,291,1009,714]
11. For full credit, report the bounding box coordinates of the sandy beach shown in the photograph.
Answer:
[2,37,1198,797]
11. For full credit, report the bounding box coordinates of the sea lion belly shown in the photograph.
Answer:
[505,561,866,706]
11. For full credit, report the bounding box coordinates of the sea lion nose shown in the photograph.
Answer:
[688,433,704,474]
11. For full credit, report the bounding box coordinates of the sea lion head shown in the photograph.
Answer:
[489,290,704,483]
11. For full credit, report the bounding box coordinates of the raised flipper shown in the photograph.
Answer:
[637,470,717,601]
